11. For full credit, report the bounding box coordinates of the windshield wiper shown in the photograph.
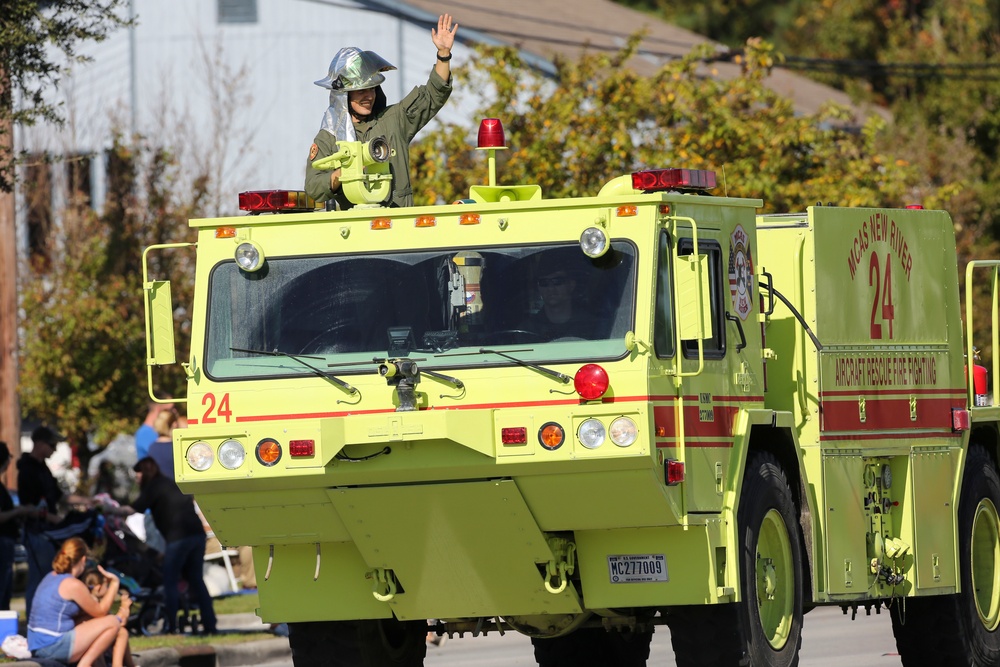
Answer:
[230,347,358,395]
[447,348,571,384]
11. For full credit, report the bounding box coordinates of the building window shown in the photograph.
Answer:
[218,0,257,24]
[24,155,52,273]
[66,154,92,209]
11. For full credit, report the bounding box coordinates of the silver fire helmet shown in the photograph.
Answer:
[314,47,396,92]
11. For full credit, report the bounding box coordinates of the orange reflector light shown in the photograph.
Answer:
[538,422,565,450]
[256,438,282,466]
[289,439,315,457]
[655,425,667,437]
[574,364,610,400]
[371,218,392,230]
[239,190,316,213]
[459,213,481,225]
[616,205,638,217]
[215,227,237,238]
[952,408,971,431]
[501,427,528,445]
[665,458,685,485]
[659,204,671,216]
[415,215,437,228]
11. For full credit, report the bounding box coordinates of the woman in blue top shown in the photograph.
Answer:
[27,537,135,667]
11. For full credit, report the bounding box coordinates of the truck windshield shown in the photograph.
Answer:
[204,242,636,379]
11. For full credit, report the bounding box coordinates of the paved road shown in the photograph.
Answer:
[256,605,903,666]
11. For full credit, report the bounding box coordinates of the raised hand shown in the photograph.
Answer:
[431,14,457,54]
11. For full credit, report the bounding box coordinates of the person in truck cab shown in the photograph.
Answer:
[305,13,458,209]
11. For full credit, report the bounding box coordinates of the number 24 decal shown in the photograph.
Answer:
[201,393,232,423]
[869,252,895,340]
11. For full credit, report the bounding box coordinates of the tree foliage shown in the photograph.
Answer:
[610,0,1000,361]
[413,38,959,213]
[18,134,201,466]
[0,0,130,192]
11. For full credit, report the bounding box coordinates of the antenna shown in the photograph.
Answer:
[722,165,729,197]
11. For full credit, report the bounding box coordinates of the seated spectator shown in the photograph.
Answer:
[27,537,135,667]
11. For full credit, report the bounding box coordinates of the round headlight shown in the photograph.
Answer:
[579,418,606,449]
[235,240,264,272]
[186,441,214,471]
[218,439,246,470]
[580,227,609,258]
[609,417,638,447]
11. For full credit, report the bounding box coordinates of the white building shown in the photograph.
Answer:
[14,0,488,234]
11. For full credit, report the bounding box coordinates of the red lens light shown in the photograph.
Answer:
[665,458,685,485]
[905,204,924,209]
[289,439,315,457]
[631,169,717,192]
[239,190,316,213]
[952,408,971,431]
[501,427,528,445]
[477,118,506,148]
[574,364,609,400]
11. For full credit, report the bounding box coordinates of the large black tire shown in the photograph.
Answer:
[288,618,427,667]
[531,627,653,667]
[891,444,1000,666]
[669,451,804,666]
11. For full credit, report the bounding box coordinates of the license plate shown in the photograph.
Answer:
[607,554,668,583]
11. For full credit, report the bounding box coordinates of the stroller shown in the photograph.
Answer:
[100,512,200,636]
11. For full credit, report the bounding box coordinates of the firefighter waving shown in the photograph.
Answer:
[305,13,458,209]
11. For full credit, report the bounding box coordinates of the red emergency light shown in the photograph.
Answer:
[477,118,506,149]
[574,364,609,400]
[631,169,717,192]
[239,190,317,214]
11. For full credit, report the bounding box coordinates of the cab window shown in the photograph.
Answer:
[679,238,726,359]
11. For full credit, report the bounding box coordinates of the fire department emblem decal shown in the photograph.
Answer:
[728,225,754,321]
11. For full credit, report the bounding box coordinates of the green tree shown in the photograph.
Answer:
[414,39,958,213]
[1,0,129,471]
[17,134,202,478]
[1,0,130,192]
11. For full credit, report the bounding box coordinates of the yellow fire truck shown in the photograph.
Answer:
[143,120,1000,666]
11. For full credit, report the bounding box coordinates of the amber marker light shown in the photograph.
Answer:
[415,215,437,228]
[459,213,481,225]
[616,205,638,217]
[371,218,392,230]
[538,422,565,450]
[215,227,237,238]
[256,438,282,466]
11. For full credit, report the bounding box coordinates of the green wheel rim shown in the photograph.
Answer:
[756,508,794,650]
[971,497,1000,632]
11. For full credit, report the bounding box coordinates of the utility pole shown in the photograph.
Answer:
[0,62,21,488]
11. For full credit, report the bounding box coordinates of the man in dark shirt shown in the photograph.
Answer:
[122,457,217,634]
[17,426,91,616]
